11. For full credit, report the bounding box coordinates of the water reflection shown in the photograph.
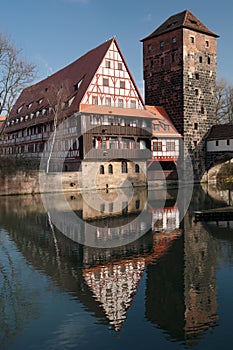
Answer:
[0,184,233,348]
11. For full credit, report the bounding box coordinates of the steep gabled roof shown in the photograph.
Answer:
[141,9,219,41]
[7,38,115,124]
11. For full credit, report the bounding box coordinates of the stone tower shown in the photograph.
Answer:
[141,10,219,180]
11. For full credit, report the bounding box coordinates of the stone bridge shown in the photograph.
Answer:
[204,124,233,181]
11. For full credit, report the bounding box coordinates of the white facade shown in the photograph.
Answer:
[207,138,233,152]
[81,41,144,109]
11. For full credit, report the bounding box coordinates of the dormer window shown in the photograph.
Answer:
[17,105,23,114]
[26,103,32,109]
[74,78,83,91]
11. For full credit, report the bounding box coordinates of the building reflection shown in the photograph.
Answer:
[0,185,226,344]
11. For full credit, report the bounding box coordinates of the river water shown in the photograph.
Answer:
[0,183,233,350]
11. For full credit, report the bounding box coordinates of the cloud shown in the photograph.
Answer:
[144,13,152,22]
[36,55,53,77]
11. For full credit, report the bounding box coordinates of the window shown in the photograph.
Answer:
[227,139,230,146]
[147,44,152,53]
[103,78,109,86]
[100,203,105,213]
[106,97,111,106]
[166,142,175,151]
[109,202,113,213]
[108,164,113,174]
[201,106,205,114]
[216,140,219,147]
[206,40,209,48]
[199,56,202,63]
[194,123,198,130]
[153,141,162,151]
[195,89,199,96]
[122,161,128,173]
[135,200,140,210]
[190,36,195,44]
[161,57,164,65]
[172,37,176,43]
[207,57,211,64]
[195,73,199,80]
[118,99,123,107]
[135,164,140,173]
[92,96,98,105]
[105,60,111,68]
[120,80,125,89]
[118,62,123,70]
[130,100,136,109]
[194,140,197,147]
[99,165,104,174]
[160,41,164,48]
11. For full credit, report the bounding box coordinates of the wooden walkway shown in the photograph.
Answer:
[194,207,233,222]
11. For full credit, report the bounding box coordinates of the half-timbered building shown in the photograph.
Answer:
[0,38,181,188]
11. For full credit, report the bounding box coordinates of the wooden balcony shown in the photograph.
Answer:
[83,148,151,160]
[83,124,151,137]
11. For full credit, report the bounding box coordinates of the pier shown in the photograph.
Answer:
[194,207,233,222]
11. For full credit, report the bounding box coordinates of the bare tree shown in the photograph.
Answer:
[216,78,233,124]
[45,82,70,173]
[0,33,36,116]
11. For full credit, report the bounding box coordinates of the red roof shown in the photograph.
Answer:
[5,37,145,133]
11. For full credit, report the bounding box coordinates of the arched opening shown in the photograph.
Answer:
[121,161,128,173]
[135,164,140,173]
[108,164,113,174]
[99,165,104,174]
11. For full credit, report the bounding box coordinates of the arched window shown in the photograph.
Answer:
[108,164,113,174]
[121,161,128,173]
[135,164,140,173]
[99,165,104,174]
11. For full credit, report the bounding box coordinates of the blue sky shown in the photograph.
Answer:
[1,0,232,96]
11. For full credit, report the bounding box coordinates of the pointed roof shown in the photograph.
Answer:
[7,38,116,125]
[141,9,219,41]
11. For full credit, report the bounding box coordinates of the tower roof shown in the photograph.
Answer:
[141,9,219,41]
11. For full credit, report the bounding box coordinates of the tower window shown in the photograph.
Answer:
[190,36,195,44]
[206,40,209,48]
[199,56,202,63]
[195,73,199,80]
[207,57,211,64]
[147,44,152,53]
[195,89,199,96]
[194,123,198,130]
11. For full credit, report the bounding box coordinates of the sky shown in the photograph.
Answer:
[1,0,233,97]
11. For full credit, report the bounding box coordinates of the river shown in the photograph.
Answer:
[0,183,233,350]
